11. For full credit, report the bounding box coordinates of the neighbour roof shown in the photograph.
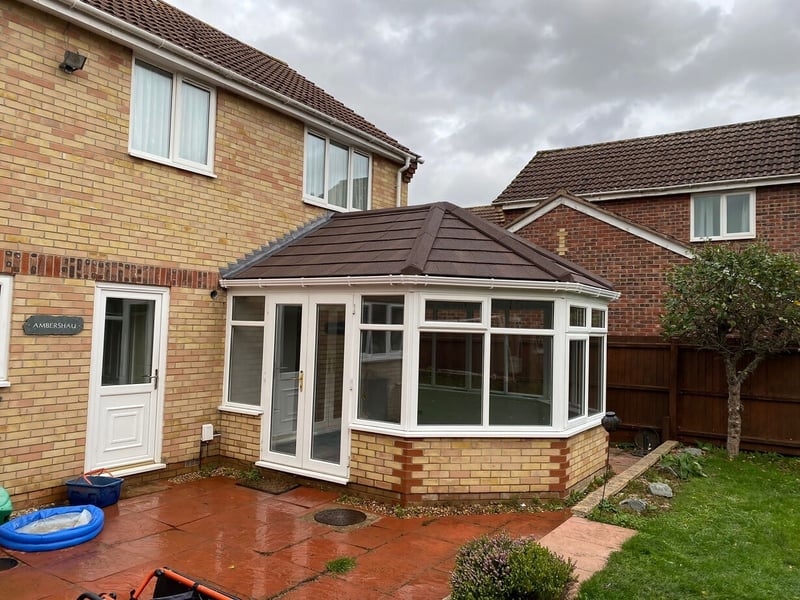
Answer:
[72,0,418,175]
[222,202,614,290]
[494,114,800,203]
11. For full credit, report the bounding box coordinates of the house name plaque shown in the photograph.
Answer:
[23,315,84,336]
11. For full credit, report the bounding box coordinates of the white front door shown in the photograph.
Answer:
[86,284,168,474]
[261,296,352,481]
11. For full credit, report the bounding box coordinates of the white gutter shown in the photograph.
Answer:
[395,156,424,207]
[498,173,800,210]
[219,274,621,301]
[23,0,420,166]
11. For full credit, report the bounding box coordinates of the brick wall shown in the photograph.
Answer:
[516,206,691,336]
[0,2,410,507]
[348,428,608,505]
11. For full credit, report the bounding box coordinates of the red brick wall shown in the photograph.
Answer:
[516,206,691,336]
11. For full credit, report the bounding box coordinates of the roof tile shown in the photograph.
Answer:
[494,115,800,203]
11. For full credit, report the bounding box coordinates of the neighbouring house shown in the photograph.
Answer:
[1,0,619,508]
[474,115,800,453]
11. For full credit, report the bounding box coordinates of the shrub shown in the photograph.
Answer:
[450,532,576,600]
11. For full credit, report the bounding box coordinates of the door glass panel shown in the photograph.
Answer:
[311,304,345,464]
[102,298,155,386]
[270,305,302,456]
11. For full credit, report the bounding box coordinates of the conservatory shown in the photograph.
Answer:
[218,202,619,504]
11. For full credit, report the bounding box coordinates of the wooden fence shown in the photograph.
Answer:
[606,337,800,455]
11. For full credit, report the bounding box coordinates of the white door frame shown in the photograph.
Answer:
[85,283,169,476]
[258,294,353,483]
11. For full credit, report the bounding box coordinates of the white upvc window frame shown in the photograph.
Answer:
[303,129,372,212]
[565,302,608,427]
[0,275,12,387]
[129,58,217,177]
[690,190,756,241]
[221,293,267,415]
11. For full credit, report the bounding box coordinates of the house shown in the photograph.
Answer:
[0,0,618,507]
[0,0,419,507]
[476,116,800,452]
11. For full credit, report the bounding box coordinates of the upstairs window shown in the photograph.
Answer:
[305,131,371,211]
[691,191,755,241]
[130,59,216,174]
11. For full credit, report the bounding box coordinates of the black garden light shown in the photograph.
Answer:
[600,411,622,507]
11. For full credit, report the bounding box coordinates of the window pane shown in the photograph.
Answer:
[228,326,263,406]
[305,133,325,198]
[362,296,404,324]
[570,306,586,327]
[726,193,751,234]
[693,195,720,238]
[489,335,552,426]
[178,81,210,164]
[352,153,369,210]
[491,299,553,329]
[591,309,606,328]
[328,142,349,208]
[131,61,172,157]
[232,296,264,321]
[102,299,154,386]
[418,332,483,425]
[588,337,604,416]
[425,300,481,323]
[358,331,402,423]
[311,305,345,464]
[568,339,586,419]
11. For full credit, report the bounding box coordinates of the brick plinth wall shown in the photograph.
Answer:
[349,427,609,505]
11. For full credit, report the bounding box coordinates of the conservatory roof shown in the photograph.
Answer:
[221,202,614,292]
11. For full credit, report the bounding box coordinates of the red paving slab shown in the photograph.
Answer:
[0,476,632,599]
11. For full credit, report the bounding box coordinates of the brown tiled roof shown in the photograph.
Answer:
[74,0,418,174]
[468,204,507,227]
[494,115,800,203]
[223,202,613,290]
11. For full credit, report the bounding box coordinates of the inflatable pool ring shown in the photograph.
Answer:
[0,505,104,552]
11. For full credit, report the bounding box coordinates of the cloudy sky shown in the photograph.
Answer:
[169,0,800,207]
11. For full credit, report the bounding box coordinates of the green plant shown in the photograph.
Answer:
[450,531,576,599]
[660,452,707,480]
[326,556,356,574]
[239,468,263,483]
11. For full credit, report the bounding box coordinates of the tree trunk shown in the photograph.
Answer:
[726,374,743,459]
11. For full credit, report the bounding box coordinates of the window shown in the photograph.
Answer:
[226,296,265,407]
[0,275,12,386]
[358,296,404,423]
[691,191,755,240]
[305,131,371,211]
[130,59,216,174]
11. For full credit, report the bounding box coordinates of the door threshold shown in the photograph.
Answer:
[255,460,349,485]
[105,462,167,477]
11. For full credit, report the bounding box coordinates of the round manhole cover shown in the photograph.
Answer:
[0,557,19,571]
[314,508,367,526]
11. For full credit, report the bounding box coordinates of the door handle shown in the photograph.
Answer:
[144,368,159,390]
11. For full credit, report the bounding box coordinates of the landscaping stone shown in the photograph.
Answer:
[619,498,647,513]
[681,447,704,457]
[649,482,674,497]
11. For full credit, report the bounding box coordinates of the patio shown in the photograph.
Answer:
[0,450,638,599]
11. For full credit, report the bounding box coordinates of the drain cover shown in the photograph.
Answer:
[314,508,367,526]
[0,557,19,571]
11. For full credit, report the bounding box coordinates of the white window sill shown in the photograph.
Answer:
[218,404,263,417]
[690,233,756,242]
[129,150,217,178]
[302,195,361,213]
[0,380,9,389]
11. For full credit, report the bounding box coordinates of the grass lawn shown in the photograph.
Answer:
[577,449,800,600]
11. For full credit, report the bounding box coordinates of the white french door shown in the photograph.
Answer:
[260,295,352,482]
[86,284,168,474]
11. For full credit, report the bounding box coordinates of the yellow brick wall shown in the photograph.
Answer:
[349,428,609,505]
[0,2,410,507]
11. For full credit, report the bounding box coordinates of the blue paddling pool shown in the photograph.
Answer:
[0,505,104,552]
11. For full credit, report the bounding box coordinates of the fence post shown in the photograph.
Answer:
[667,342,679,441]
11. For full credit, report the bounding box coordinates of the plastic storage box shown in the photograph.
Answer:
[65,475,123,508]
